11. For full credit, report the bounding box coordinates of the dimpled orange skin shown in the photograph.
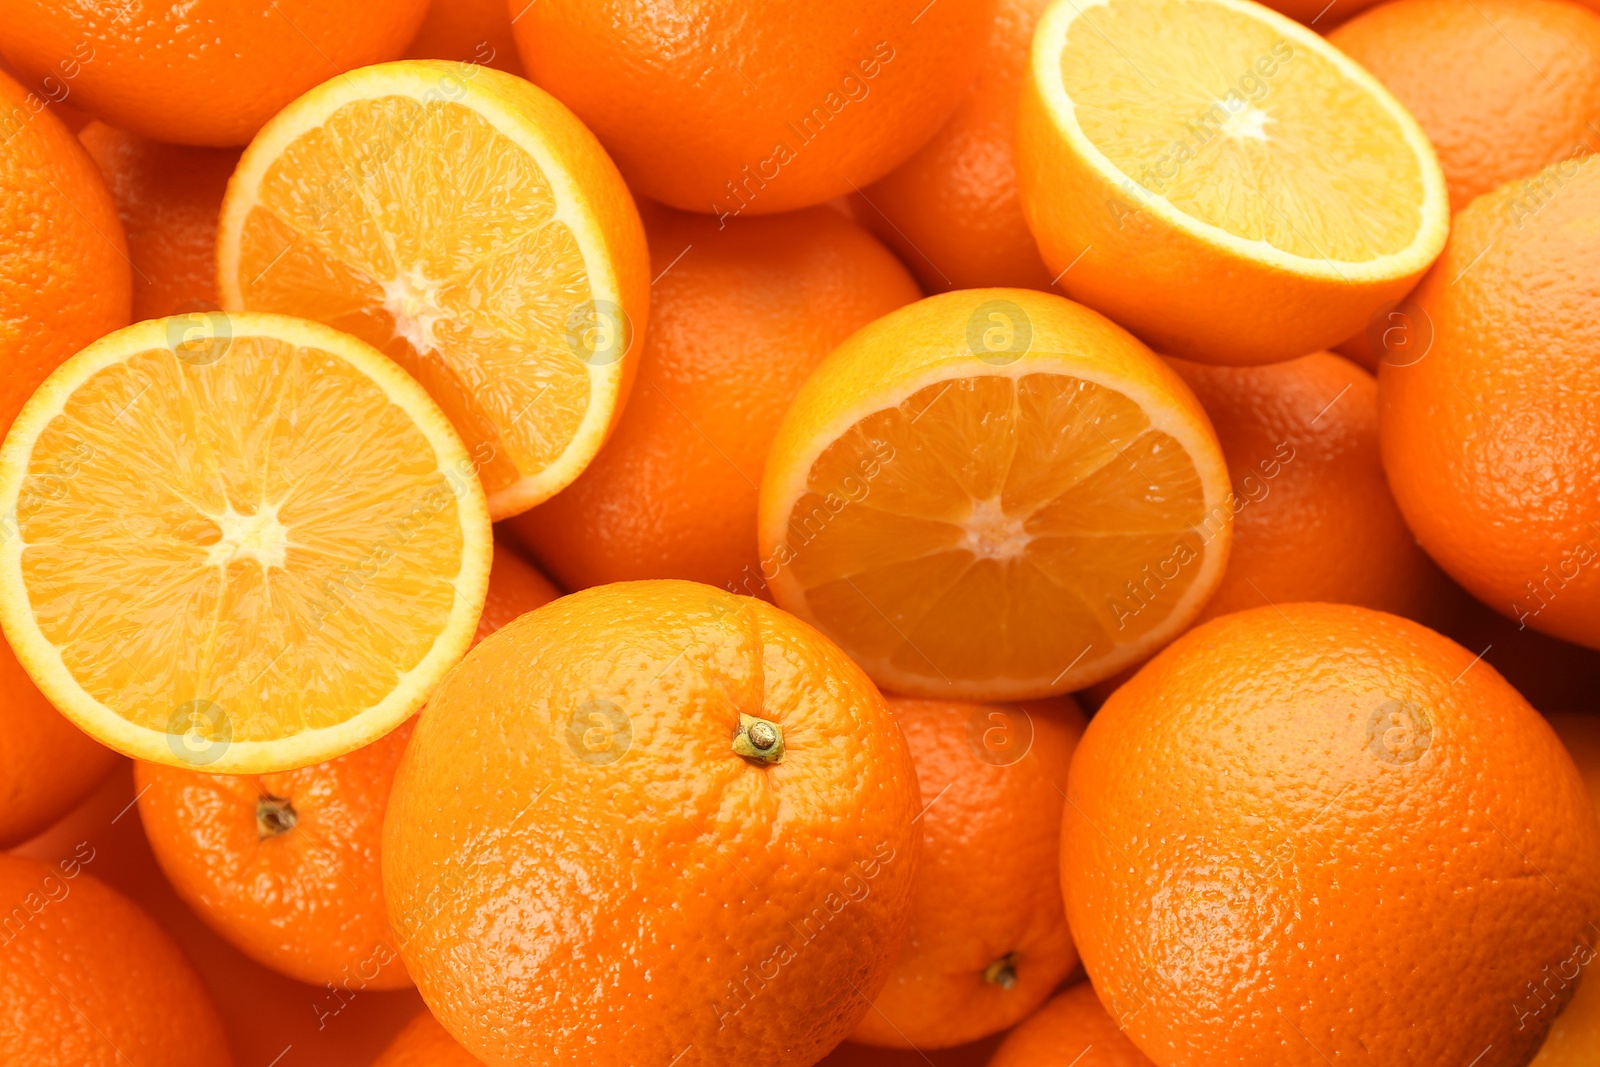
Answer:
[1169,352,1447,624]
[851,696,1086,1049]
[77,122,238,321]
[404,0,524,74]
[374,1011,483,1067]
[131,544,556,988]
[1379,162,1600,650]
[511,0,998,215]
[0,636,118,848]
[0,853,233,1066]
[1063,603,1600,1067]
[852,0,1054,292]
[0,0,429,146]
[0,68,130,439]
[382,580,922,1067]
[988,981,1157,1067]
[506,204,920,594]
[1330,0,1600,214]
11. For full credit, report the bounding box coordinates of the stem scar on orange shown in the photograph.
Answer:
[382,580,923,1067]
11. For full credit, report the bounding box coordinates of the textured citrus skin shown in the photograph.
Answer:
[0,68,130,439]
[383,580,922,1067]
[1170,352,1446,623]
[511,0,998,214]
[404,0,524,74]
[134,722,419,990]
[0,0,429,146]
[1331,0,1600,213]
[131,543,555,987]
[853,0,1054,292]
[988,981,1157,1067]
[1379,161,1600,649]
[1015,0,1448,366]
[1064,603,1600,1067]
[0,852,233,1066]
[375,1010,483,1067]
[506,204,919,594]
[77,122,237,321]
[0,635,117,848]
[852,695,1085,1049]
[1534,713,1600,1067]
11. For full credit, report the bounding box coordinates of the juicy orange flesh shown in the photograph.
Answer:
[785,373,1208,686]
[13,338,466,742]
[1060,0,1423,261]
[234,96,593,496]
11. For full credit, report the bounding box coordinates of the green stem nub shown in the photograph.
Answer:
[733,714,785,765]
[984,953,1019,990]
[256,795,298,839]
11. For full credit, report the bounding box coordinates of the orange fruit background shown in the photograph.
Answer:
[77,122,237,321]
[853,695,1086,1049]
[511,0,1000,214]
[1380,160,1600,650]
[0,0,430,145]
[506,203,919,594]
[1065,603,1600,1067]
[0,851,233,1066]
[0,67,129,438]
[988,981,1156,1067]
[852,0,1056,292]
[1329,0,1600,214]
[384,581,923,1066]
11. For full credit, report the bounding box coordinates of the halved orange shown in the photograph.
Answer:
[217,60,650,520]
[757,288,1232,700]
[0,313,491,774]
[1016,0,1449,365]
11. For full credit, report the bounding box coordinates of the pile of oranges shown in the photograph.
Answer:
[3,0,1600,1065]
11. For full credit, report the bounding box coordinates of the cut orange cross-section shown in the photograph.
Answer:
[758,289,1233,701]
[1016,0,1449,366]
[217,60,650,520]
[0,314,492,774]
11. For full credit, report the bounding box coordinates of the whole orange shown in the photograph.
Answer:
[852,0,1054,292]
[132,544,557,988]
[78,122,238,321]
[505,204,919,594]
[1330,0,1600,213]
[987,981,1156,1067]
[404,0,524,74]
[1064,603,1600,1067]
[383,580,922,1067]
[0,67,129,438]
[375,1010,483,1067]
[852,695,1086,1049]
[0,852,233,1066]
[0,635,117,847]
[1168,351,1447,624]
[511,0,998,215]
[1379,160,1600,649]
[0,0,430,146]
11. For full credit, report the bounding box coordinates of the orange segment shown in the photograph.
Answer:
[1016,0,1448,365]
[0,314,491,774]
[758,289,1232,700]
[218,60,650,519]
